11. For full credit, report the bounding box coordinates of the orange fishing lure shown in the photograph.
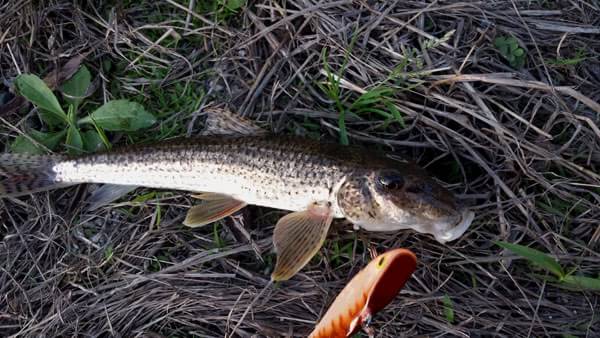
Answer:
[309,248,417,338]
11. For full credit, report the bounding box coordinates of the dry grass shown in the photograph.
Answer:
[1,1,600,337]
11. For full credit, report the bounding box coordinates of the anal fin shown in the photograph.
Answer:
[184,193,247,228]
[271,202,333,281]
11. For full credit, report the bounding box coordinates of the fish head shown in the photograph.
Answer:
[347,248,418,336]
[337,167,474,243]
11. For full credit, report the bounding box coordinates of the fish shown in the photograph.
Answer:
[0,108,474,281]
[309,248,417,338]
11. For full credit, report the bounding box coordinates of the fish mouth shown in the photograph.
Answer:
[436,209,475,243]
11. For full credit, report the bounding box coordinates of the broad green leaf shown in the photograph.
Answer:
[79,100,156,131]
[561,275,600,291]
[82,130,106,152]
[11,135,45,154]
[10,130,67,154]
[15,74,67,125]
[60,65,91,109]
[495,241,564,278]
[442,294,454,324]
[66,126,83,155]
[29,129,67,150]
[38,109,68,127]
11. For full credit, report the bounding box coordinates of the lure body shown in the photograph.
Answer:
[309,248,417,338]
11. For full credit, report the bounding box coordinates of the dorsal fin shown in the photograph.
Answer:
[201,107,267,136]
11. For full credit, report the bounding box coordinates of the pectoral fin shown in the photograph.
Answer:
[184,194,247,228]
[86,184,139,211]
[271,202,333,281]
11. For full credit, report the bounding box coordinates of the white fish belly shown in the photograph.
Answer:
[53,159,344,216]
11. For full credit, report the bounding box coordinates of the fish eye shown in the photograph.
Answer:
[377,173,404,190]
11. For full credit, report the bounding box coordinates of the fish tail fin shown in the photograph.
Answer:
[0,153,69,198]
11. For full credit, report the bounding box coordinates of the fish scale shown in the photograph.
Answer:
[52,136,352,217]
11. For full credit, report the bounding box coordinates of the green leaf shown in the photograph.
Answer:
[15,74,67,126]
[561,275,600,291]
[79,100,156,131]
[60,65,91,109]
[495,241,564,278]
[351,87,394,108]
[342,241,353,258]
[29,129,67,150]
[10,135,45,154]
[385,101,405,128]
[493,36,506,47]
[104,245,114,262]
[82,130,106,152]
[224,0,245,11]
[66,126,83,155]
[87,117,112,150]
[510,56,525,69]
[38,109,68,127]
[10,129,67,154]
[132,191,157,204]
[442,294,455,324]
[513,48,525,57]
[213,222,225,248]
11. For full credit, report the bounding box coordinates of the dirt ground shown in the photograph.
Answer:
[1,1,599,337]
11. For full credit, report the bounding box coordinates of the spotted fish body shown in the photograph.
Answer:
[309,248,417,338]
[52,136,351,217]
[0,109,473,280]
